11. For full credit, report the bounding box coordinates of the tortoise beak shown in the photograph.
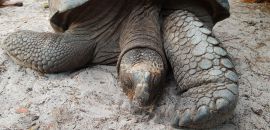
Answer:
[132,71,151,105]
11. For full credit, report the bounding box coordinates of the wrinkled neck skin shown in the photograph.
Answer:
[66,0,160,42]
[66,0,162,30]
[56,0,162,65]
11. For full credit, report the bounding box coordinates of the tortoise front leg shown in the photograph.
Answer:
[118,3,166,112]
[163,10,238,128]
[1,30,96,73]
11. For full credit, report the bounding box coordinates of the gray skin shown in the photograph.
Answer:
[162,10,238,128]
[0,0,238,129]
[0,0,23,7]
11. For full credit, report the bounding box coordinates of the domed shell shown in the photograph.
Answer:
[205,0,230,23]
[49,0,230,32]
[49,0,90,32]
[163,0,230,24]
[49,0,89,17]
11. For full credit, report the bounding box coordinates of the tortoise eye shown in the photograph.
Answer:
[120,74,134,89]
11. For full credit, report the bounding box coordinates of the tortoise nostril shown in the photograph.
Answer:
[132,70,151,84]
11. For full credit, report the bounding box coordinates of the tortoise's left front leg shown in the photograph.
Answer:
[118,3,167,112]
[163,10,238,129]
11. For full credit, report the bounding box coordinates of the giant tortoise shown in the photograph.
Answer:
[1,0,238,129]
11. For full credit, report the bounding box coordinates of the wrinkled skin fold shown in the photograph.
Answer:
[0,0,238,129]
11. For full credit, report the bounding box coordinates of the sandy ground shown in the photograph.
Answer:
[0,0,269,130]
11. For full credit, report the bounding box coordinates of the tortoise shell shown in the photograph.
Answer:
[49,0,230,32]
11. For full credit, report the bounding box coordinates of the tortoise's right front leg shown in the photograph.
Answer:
[1,30,96,73]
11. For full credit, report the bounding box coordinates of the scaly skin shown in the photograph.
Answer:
[2,30,95,73]
[118,2,166,112]
[163,10,238,129]
[2,28,121,73]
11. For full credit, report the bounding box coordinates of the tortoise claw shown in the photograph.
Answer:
[193,106,210,123]
[178,109,192,127]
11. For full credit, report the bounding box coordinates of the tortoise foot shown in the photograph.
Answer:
[171,83,238,128]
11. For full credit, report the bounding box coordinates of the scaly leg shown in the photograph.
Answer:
[1,0,128,73]
[1,30,96,73]
[163,10,238,128]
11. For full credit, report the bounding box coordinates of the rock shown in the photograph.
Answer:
[251,107,263,116]
[43,2,49,9]
[16,107,29,114]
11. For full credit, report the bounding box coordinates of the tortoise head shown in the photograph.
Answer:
[118,48,165,113]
